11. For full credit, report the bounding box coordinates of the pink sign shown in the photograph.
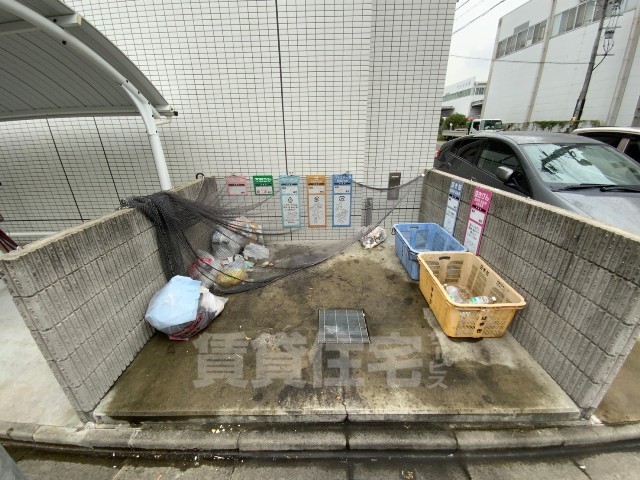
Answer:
[464,187,493,255]
[225,175,248,196]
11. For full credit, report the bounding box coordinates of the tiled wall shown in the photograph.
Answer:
[0,0,453,244]
[419,170,640,416]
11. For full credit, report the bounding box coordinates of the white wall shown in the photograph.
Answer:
[0,0,454,242]
[483,44,544,123]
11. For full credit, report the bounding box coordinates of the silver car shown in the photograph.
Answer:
[434,132,640,235]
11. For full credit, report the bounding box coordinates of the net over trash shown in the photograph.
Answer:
[122,175,423,294]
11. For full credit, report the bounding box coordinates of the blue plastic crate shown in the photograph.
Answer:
[393,223,466,280]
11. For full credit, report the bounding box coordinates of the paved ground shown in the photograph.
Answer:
[6,444,640,479]
[595,341,640,423]
[0,281,81,428]
[95,243,578,424]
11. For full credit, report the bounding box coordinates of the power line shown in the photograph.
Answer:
[452,0,510,35]
[450,54,590,65]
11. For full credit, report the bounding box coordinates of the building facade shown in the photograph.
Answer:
[0,0,455,243]
[482,0,640,125]
[441,77,486,118]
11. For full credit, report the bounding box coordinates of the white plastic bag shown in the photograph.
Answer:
[144,276,201,334]
[360,226,387,249]
[145,276,228,340]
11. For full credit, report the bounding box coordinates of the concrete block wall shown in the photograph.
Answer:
[0,180,202,421]
[419,170,640,416]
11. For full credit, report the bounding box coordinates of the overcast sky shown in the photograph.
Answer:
[445,0,530,86]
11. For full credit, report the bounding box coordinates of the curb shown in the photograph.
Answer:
[2,421,640,454]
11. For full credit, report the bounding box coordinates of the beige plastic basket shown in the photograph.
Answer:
[418,252,526,338]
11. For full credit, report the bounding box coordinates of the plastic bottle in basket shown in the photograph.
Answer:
[468,295,497,305]
[444,285,465,303]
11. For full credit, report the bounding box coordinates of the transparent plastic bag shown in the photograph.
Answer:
[243,242,270,262]
[216,255,248,287]
[360,226,387,249]
[187,249,221,289]
[144,276,201,334]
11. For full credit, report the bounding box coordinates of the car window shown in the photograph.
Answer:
[478,140,531,194]
[521,143,640,187]
[472,121,480,130]
[624,138,640,162]
[453,137,484,163]
[577,133,622,149]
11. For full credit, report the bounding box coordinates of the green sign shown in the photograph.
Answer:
[253,175,274,195]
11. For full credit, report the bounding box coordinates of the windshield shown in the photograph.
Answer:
[482,120,503,130]
[521,143,640,188]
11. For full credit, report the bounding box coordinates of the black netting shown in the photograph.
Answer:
[122,174,423,294]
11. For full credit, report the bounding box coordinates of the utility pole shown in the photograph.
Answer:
[570,0,608,131]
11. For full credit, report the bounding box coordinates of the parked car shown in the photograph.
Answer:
[573,126,640,163]
[434,132,640,235]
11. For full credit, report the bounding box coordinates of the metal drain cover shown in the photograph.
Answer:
[318,309,370,344]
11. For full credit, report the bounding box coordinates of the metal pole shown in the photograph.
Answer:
[122,88,172,190]
[571,0,608,130]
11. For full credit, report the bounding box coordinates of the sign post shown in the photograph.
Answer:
[464,187,492,255]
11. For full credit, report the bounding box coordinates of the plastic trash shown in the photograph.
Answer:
[187,250,221,289]
[243,243,269,262]
[144,276,202,334]
[360,226,387,249]
[468,295,497,305]
[169,287,228,341]
[144,276,227,340]
[444,284,465,303]
[216,255,248,287]
[211,226,243,259]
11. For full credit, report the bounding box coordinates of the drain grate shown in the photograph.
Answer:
[318,309,370,344]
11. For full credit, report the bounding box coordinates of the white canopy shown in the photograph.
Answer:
[0,0,174,188]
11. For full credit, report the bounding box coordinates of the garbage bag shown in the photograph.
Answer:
[216,255,248,287]
[211,226,244,259]
[187,250,221,289]
[145,276,201,334]
[243,242,269,262]
[360,226,387,249]
[168,287,228,341]
[145,276,228,340]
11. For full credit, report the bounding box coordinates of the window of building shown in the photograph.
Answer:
[533,21,546,43]
[566,7,577,31]
[497,39,506,57]
[516,29,527,49]
[505,35,516,54]
[575,2,587,28]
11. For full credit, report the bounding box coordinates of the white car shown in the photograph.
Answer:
[573,126,640,163]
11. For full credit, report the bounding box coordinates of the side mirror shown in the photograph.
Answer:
[496,166,514,183]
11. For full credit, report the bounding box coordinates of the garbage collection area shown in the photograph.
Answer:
[1,169,639,424]
[94,241,579,423]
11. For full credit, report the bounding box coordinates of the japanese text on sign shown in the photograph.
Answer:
[280,175,301,228]
[306,175,327,227]
[464,187,492,255]
[225,175,248,196]
[443,179,463,235]
[332,174,353,227]
[253,175,274,195]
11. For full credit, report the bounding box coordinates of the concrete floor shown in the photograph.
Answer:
[95,243,579,423]
[595,341,640,423]
[0,280,81,427]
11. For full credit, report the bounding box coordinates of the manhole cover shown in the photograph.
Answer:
[318,309,370,344]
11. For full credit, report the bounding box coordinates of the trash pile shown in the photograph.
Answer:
[188,216,270,289]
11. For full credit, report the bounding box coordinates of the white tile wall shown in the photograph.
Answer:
[0,0,453,243]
